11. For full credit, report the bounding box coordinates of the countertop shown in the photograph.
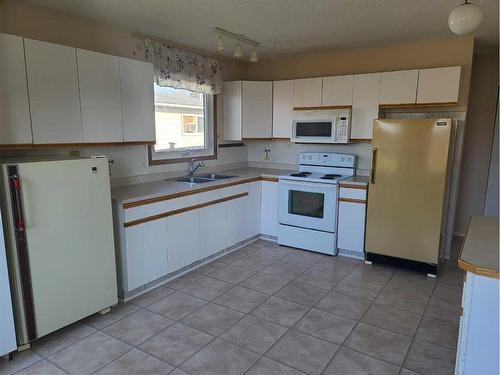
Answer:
[458,216,499,279]
[111,167,295,205]
[339,175,370,186]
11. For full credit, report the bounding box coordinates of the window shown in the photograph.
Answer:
[148,85,216,165]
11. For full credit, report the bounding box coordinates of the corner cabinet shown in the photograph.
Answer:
[223,81,273,140]
[351,73,381,140]
[337,185,368,259]
[25,38,83,144]
[416,66,461,105]
[0,33,32,146]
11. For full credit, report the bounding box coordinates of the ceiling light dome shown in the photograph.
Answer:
[448,1,483,35]
[233,42,242,58]
[216,35,224,53]
[249,48,258,63]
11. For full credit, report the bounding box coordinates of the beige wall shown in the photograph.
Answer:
[0,0,248,80]
[455,53,499,234]
[247,37,475,108]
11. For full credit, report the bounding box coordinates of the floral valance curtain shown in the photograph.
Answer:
[144,38,223,95]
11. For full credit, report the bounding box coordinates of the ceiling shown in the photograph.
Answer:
[23,0,499,59]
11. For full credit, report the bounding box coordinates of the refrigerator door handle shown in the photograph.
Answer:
[10,175,26,231]
[370,148,377,184]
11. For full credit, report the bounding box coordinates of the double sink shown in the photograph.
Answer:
[175,173,237,184]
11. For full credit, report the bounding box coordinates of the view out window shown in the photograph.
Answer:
[148,84,216,165]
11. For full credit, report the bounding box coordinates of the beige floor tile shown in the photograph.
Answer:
[146,291,206,320]
[260,261,308,279]
[361,303,421,336]
[333,277,382,301]
[213,286,268,313]
[196,261,226,275]
[405,339,456,375]
[293,309,356,344]
[181,303,244,335]
[231,253,277,271]
[128,284,175,307]
[14,360,66,375]
[84,303,140,329]
[425,298,461,324]
[323,347,400,375]
[375,287,429,314]
[250,296,309,327]
[181,277,233,300]
[0,351,42,375]
[346,264,394,286]
[295,268,344,290]
[415,316,459,349]
[240,272,290,294]
[210,265,256,284]
[246,357,306,375]
[165,271,203,290]
[275,281,328,306]
[32,322,96,357]
[94,349,173,375]
[385,273,436,296]
[315,291,371,319]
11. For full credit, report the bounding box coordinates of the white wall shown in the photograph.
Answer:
[484,96,499,217]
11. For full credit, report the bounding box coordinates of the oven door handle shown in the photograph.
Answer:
[278,179,338,189]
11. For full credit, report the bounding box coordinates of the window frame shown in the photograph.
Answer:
[148,92,218,166]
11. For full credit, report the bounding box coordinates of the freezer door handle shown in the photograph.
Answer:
[370,148,377,184]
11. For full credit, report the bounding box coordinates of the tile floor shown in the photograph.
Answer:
[0,239,464,375]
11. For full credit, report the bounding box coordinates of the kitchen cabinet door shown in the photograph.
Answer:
[223,81,242,141]
[247,181,262,238]
[322,75,354,107]
[119,57,156,142]
[416,66,461,104]
[0,33,32,145]
[242,81,273,139]
[199,202,228,258]
[351,73,381,140]
[124,219,167,291]
[226,193,249,247]
[272,80,294,139]
[293,77,322,108]
[337,200,366,256]
[77,49,123,142]
[25,39,83,144]
[166,210,201,273]
[379,70,418,106]
[261,181,279,237]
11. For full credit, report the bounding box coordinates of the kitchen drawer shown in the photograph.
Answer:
[197,183,248,204]
[124,194,199,222]
[339,187,367,200]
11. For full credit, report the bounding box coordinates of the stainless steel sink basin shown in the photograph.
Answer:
[198,173,237,180]
[175,177,213,184]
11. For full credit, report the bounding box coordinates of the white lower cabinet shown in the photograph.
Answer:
[226,194,250,247]
[166,210,201,273]
[247,182,262,238]
[199,202,228,258]
[261,181,279,237]
[337,186,368,258]
[124,219,167,291]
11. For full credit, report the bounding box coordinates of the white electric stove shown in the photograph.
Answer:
[277,152,356,255]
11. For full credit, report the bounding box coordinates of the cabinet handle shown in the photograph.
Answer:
[370,148,377,184]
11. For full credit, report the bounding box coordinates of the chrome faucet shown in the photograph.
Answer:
[188,158,204,176]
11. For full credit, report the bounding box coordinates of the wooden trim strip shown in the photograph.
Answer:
[0,141,155,150]
[124,192,248,227]
[339,183,367,190]
[379,103,417,109]
[293,105,352,111]
[338,197,366,204]
[261,176,279,182]
[122,176,261,209]
[349,138,372,143]
[458,259,500,279]
[0,144,34,149]
[415,101,458,108]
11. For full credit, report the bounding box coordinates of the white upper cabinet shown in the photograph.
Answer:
[0,33,32,145]
[223,81,272,140]
[25,39,83,144]
[417,66,461,104]
[272,80,294,138]
[77,49,123,143]
[379,69,418,105]
[119,57,156,142]
[351,73,381,140]
[322,75,354,107]
[293,77,322,108]
[242,81,273,139]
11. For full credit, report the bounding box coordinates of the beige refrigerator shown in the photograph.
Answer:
[365,118,452,273]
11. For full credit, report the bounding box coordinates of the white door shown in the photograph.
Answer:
[15,158,117,339]
[272,80,294,139]
[351,73,381,139]
[25,39,83,144]
[199,202,228,258]
[77,49,123,142]
[293,78,322,108]
[242,81,273,139]
[226,194,249,247]
[119,57,156,142]
[278,180,337,233]
[166,210,201,273]
[0,33,32,145]
[223,81,242,141]
[417,66,461,104]
[337,201,366,253]
[0,212,16,356]
[379,70,418,105]
[261,181,279,237]
[322,75,354,107]
[125,219,167,291]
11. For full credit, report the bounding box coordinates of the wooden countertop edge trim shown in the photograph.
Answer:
[338,197,366,204]
[122,176,262,208]
[124,192,248,227]
[0,141,155,149]
[339,183,367,189]
[261,176,279,182]
[457,218,499,279]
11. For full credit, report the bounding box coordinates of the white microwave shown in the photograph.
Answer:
[291,109,351,144]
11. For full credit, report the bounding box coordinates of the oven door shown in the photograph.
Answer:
[278,180,337,233]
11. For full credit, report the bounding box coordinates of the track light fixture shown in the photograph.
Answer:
[214,27,260,62]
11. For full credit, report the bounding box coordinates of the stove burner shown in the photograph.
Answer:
[321,174,342,180]
[290,172,312,177]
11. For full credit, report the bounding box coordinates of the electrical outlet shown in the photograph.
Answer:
[264,148,271,160]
